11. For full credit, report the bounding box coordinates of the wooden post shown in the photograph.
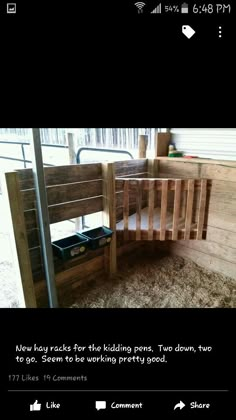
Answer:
[155,132,171,157]
[184,179,194,240]
[102,162,117,276]
[160,179,168,241]
[68,132,80,231]
[68,132,77,164]
[148,180,155,240]
[2,172,37,307]
[136,180,142,240]
[138,135,148,158]
[172,179,182,240]
[196,179,207,240]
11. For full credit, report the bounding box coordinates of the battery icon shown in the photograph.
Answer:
[181,3,188,13]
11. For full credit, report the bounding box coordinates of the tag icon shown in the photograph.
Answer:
[182,25,195,39]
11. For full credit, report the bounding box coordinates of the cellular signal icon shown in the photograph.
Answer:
[151,3,162,13]
[135,2,146,13]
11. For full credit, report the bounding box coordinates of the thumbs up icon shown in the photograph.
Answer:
[30,400,41,411]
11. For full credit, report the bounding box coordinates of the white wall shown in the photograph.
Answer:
[171,128,236,160]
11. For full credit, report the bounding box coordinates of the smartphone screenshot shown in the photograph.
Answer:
[0,0,235,418]
[1,127,235,418]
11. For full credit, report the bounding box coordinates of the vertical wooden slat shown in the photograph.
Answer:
[2,172,37,307]
[148,180,155,240]
[136,180,142,240]
[123,179,129,241]
[184,179,195,240]
[172,179,182,240]
[102,162,117,275]
[197,179,207,240]
[160,179,168,240]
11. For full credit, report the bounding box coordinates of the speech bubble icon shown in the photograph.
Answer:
[95,401,106,411]
[182,25,196,39]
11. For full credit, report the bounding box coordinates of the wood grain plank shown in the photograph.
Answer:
[184,179,195,240]
[160,179,168,240]
[22,180,103,210]
[172,179,182,240]
[136,180,142,240]
[169,242,236,280]
[114,159,147,177]
[18,163,102,190]
[148,180,155,240]
[48,196,103,224]
[102,162,117,275]
[3,172,37,307]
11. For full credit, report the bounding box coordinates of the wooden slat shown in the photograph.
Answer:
[201,163,236,182]
[22,180,103,210]
[116,229,206,241]
[102,162,117,275]
[116,178,211,191]
[114,159,147,177]
[184,179,195,240]
[160,180,168,240]
[18,163,102,190]
[169,242,236,280]
[148,180,155,240]
[27,228,40,248]
[136,180,142,240]
[123,180,129,241]
[172,179,182,240]
[159,161,200,177]
[197,179,207,239]
[177,240,236,265]
[24,196,103,229]
[48,196,103,224]
[156,157,236,166]
[3,172,37,307]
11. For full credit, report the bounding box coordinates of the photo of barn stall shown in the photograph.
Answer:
[1,129,236,308]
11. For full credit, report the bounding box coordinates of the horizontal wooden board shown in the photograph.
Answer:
[27,228,40,249]
[32,246,104,279]
[55,255,104,285]
[176,240,236,264]
[29,247,43,275]
[169,242,236,279]
[18,163,102,190]
[25,209,38,230]
[201,163,236,182]
[114,159,148,177]
[24,196,103,229]
[207,211,236,233]
[22,180,103,210]
[158,161,200,177]
[48,196,103,224]
[34,255,105,306]
[116,230,206,241]
[116,178,211,192]
[156,157,236,166]
[206,226,236,248]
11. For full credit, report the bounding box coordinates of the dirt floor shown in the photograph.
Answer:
[71,251,236,308]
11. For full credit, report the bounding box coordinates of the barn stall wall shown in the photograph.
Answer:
[157,157,236,278]
[3,157,236,308]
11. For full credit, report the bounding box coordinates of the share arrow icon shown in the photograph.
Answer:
[174,400,186,410]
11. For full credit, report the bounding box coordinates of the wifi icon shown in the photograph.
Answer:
[135,2,146,13]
